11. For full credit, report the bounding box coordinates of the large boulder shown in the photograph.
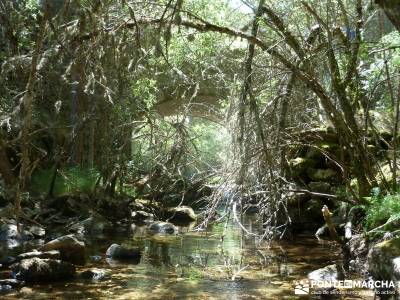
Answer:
[166,206,197,224]
[368,237,400,295]
[16,250,60,262]
[11,258,75,282]
[368,237,400,279]
[105,244,141,261]
[392,257,400,282]
[39,235,86,265]
[148,222,177,235]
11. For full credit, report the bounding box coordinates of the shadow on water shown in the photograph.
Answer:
[2,215,353,299]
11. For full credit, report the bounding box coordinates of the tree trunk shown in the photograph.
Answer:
[17,7,48,228]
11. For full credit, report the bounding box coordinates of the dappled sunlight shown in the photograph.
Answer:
[3,216,352,299]
[1,0,400,298]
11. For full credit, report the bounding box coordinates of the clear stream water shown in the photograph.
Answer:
[2,215,371,299]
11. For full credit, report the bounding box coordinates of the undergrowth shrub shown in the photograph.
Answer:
[30,167,99,196]
[363,188,400,230]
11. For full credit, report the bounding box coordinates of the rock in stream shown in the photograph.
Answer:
[39,234,86,265]
[11,258,76,282]
[105,244,141,261]
[165,206,197,224]
[148,221,177,234]
[368,237,400,295]
[79,268,110,281]
[16,250,60,262]
[308,264,338,281]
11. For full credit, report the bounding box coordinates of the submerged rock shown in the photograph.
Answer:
[0,284,12,293]
[166,206,197,224]
[105,244,141,261]
[0,279,25,293]
[0,279,24,288]
[11,258,75,282]
[90,255,102,262]
[148,221,177,235]
[79,268,109,281]
[39,234,86,265]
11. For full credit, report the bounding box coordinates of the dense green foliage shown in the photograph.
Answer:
[30,167,99,196]
[1,0,400,236]
[363,189,400,230]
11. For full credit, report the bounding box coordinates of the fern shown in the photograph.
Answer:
[365,192,400,230]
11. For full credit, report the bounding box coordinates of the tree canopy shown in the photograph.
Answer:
[1,0,400,238]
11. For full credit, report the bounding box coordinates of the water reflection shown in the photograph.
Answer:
[3,214,366,299]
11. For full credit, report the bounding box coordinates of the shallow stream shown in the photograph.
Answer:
[2,215,370,299]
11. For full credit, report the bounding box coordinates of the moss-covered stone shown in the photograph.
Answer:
[373,238,400,257]
[166,206,197,224]
[288,157,317,177]
[368,237,400,291]
[304,143,339,160]
[307,168,337,181]
[297,126,338,143]
[309,181,331,193]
